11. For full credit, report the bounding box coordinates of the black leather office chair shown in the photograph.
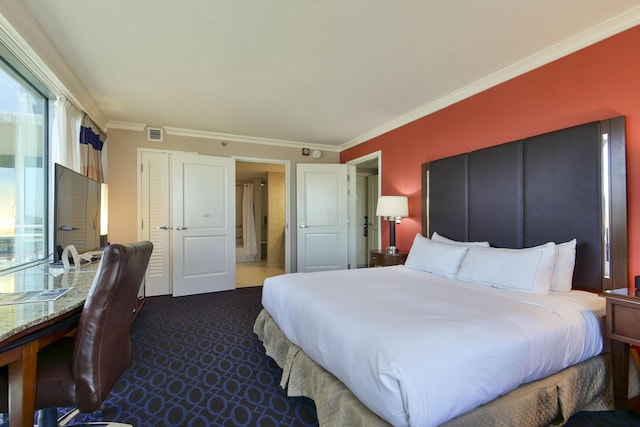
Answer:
[0,241,153,426]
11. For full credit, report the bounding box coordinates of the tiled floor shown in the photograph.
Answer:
[236,260,284,288]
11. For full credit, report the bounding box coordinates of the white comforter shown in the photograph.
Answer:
[261,265,605,427]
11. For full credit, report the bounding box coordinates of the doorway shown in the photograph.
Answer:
[347,151,381,268]
[235,160,287,287]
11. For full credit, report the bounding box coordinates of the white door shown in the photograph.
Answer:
[297,164,351,272]
[140,151,172,296]
[172,153,235,296]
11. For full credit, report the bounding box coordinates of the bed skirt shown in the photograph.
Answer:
[254,308,640,427]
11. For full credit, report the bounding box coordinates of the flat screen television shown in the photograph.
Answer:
[53,163,101,263]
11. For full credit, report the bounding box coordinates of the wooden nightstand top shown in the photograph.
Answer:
[369,250,407,267]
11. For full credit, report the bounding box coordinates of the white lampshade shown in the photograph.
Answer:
[376,196,408,219]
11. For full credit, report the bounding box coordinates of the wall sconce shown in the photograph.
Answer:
[376,195,408,254]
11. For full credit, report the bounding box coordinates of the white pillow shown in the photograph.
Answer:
[405,234,469,279]
[431,231,490,247]
[456,242,558,295]
[550,239,577,292]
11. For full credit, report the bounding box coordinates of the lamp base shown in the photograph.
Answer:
[386,246,399,254]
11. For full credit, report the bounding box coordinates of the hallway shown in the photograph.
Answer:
[236,260,285,288]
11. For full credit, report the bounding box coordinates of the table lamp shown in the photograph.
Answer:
[376,195,408,254]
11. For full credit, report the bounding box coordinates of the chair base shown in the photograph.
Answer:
[65,424,133,427]
[63,421,133,427]
[37,408,132,427]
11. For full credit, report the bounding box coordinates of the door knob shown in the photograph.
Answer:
[299,224,307,228]
[158,225,171,230]
[175,226,188,230]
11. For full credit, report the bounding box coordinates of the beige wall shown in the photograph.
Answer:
[267,172,285,267]
[105,128,339,269]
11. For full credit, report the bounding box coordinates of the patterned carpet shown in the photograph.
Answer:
[60,286,318,426]
[564,409,640,426]
[2,286,640,426]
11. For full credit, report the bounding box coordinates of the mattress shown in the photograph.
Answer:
[261,265,606,427]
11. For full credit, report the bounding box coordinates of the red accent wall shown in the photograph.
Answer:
[341,25,640,287]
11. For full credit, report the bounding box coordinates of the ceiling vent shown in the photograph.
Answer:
[147,127,163,142]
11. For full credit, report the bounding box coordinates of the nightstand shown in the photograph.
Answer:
[369,250,407,267]
[604,291,640,409]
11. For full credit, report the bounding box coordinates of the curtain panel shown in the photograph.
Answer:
[52,97,83,172]
[80,114,106,182]
[242,183,258,258]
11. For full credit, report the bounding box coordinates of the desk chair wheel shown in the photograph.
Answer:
[38,406,132,427]
[55,407,100,424]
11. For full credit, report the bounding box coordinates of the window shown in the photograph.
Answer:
[0,58,48,272]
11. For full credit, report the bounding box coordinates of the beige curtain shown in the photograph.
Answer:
[79,114,106,182]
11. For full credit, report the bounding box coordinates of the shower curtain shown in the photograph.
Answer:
[242,183,258,258]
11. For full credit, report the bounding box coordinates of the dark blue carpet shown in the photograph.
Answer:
[63,286,318,426]
[564,409,640,426]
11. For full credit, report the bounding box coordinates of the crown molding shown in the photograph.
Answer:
[104,121,340,151]
[164,126,340,152]
[105,120,147,131]
[339,6,640,151]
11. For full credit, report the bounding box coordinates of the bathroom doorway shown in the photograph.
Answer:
[235,160,287,287]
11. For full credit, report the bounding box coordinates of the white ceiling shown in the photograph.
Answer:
[10,1,640,150]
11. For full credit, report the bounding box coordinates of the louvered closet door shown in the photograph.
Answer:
[140,151,171,296]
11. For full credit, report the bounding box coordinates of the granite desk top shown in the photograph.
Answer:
[0,261,99,345]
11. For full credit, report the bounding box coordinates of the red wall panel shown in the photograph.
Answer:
[341,25,640,287]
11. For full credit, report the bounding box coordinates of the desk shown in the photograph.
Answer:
[0,261,98,427]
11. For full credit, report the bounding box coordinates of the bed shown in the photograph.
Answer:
[254,116,637,426]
